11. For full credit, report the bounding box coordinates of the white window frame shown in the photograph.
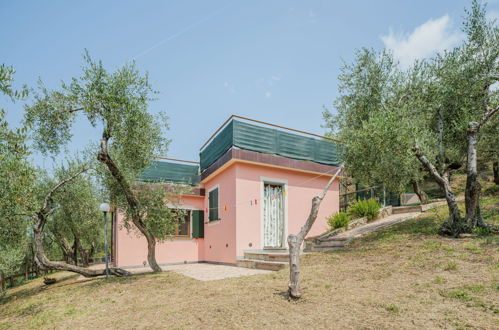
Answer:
[207,184,221,225]
[260,177,288,249]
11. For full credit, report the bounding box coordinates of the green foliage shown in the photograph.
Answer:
[25,50,170,176]
[323,49,431,193]
[44,159,103,261]
[443,261,457,271]
[441,289,472,301]
[0,64,34,276]
[121,183,190,240]
[324,0,498,201]
[24,51,178,260]
[348,198,380,221]
[327,211,350,230]
[472,226,491,236]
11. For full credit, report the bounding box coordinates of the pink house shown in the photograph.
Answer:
[112,116,342,270]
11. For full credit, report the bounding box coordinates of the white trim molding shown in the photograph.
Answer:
[259,176,289,249]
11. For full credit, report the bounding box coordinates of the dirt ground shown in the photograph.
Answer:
[0,197,498,329]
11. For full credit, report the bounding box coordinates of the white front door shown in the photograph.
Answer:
[263,184,285,248]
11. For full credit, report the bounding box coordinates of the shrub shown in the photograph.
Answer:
[348,198,381,220]
[327,211,350,230]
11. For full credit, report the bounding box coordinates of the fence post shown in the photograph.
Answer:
[0,269,4,292]
[383,184,386,207]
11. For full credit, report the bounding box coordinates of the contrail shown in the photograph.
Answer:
[130,2,232,61]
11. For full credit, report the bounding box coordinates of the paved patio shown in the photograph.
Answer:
[82,262,271,281]
[131,263,271,281]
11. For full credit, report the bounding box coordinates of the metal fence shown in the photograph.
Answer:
[339,185,400,212]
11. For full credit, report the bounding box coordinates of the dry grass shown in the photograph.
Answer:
[1,200,498,329]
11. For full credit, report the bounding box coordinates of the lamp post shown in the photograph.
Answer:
[100,203,111,278]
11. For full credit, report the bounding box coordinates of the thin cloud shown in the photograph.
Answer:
[131,2,231,61]
[381,15,463,68]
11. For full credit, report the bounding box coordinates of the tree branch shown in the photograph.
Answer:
[478,105,499,128]
[297,164,344,241]
[412,145,447,187]
[41,167,91,215]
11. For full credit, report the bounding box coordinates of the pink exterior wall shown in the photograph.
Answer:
[234,162,339,258]
[202,165,237,264]
[114,161,339,267]
[114,195,205,268]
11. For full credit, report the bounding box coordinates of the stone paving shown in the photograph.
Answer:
[131,263,271,281]
[81,262,271,281]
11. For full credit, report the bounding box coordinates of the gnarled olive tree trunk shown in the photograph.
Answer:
[465,122,485,229]
[464,106,498,230]
[493,161,499,185]
[411,180,429,205]
[288,164,343,299]
[413,146,463,236]
[97,132,162,272]
[0,269,5,291]
[32,168,131,277]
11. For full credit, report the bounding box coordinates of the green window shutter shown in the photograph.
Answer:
[213,188,218,220]
[192,210,204,238]
[209,190,214,220]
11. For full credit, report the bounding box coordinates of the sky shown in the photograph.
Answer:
[1,0,498,169]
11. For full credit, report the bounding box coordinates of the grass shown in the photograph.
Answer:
[0,187,497,329]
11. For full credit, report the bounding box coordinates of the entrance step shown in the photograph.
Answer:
[236,258,287,271]
[244,251,289,262]
[237,250,291,271]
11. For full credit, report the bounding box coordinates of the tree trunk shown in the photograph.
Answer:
[72,238,78,266]
[0,269,5,292]
[79,247,90,267]
[31,167,131,278]
[288,165,343,299]
[493,161,499,185]
[411,180,429,204]
[97,132,161,272]
[33,218,130,277]
[465,122,488,230]
[145,233,161,271]
[412,146,463,236]
[58,237,76,265]
[73,233,90,267]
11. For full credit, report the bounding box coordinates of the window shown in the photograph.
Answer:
[208,187,219,221]
[174,210,190,237]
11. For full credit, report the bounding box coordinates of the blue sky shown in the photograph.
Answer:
[1,0,498,169]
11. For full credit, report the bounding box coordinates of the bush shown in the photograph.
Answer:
[348,198,381,221]
[327,211,350,230]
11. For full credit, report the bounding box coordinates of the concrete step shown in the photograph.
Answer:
[392,205,422,214]
[243,251,289,262]
[236,258,287,271]
[309,245,345,252]
[314,240,347,247]
[317,236,350,242]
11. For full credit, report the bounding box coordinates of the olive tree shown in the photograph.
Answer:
[25,52,188,272]
[323,50,430,203]
[45,161,103,267]
[0,64,34,282]
[326,1,498,236]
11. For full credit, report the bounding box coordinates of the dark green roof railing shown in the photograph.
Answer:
[139,160,200,185]
[199,118,341,172]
